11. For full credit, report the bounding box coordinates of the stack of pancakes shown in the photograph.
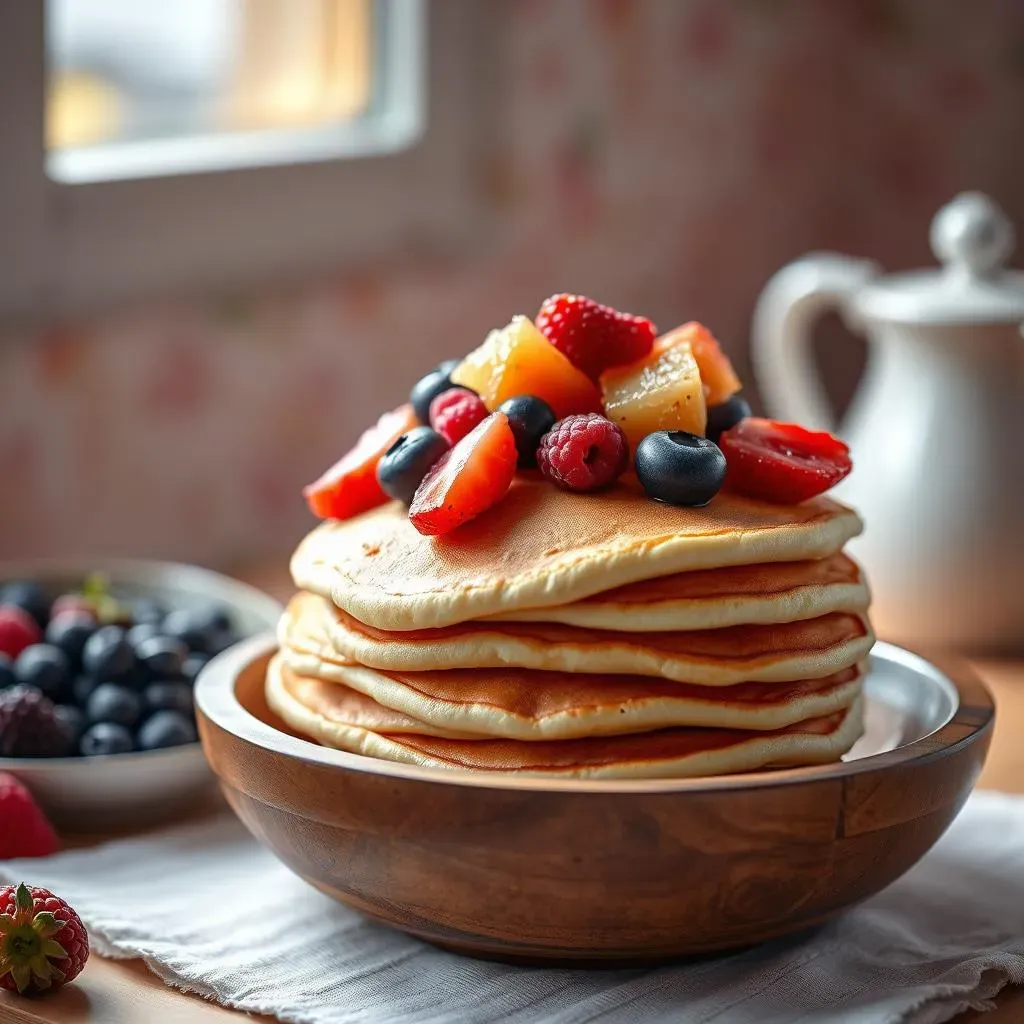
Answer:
[270,478,873,779]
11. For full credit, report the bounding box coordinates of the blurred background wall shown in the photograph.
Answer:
[1,0,1023,567]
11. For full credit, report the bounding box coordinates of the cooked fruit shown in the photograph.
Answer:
[428,387,489,446]
[536,414,629,492]
[535,293,657,382]
[635,430,727,507]
[376,427,450,504]
[409,412,518,536]
[599,331,707,449]
[705,394,752,443]
[451,317,602,420]
[303,403,419,521]
[497,394,557,467]
[718,418,852,504]
[410,359,463,424]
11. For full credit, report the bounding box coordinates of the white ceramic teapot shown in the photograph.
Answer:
[752,192,1024,652]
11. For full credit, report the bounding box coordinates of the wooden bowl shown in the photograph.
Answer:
[196,637,994,964]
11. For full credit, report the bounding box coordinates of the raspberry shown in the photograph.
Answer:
[535,294,656,382]
[0,685,74,758]
[0,883,88,994]
[536,413,629,492]
[428,388,489,446]
[0,606,42,661]
[0,775,59,859]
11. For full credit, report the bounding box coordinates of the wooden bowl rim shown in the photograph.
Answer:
[196,634,994,795]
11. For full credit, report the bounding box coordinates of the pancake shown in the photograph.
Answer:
[486,552,870,631]
[267,656,865,779]
[297,592,874,686]
[279,595,864,738]
[291,476,863,630]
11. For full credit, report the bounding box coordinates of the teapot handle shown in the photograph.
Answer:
[751,254,880,432]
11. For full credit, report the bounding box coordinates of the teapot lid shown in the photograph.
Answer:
[852,192,1024,325]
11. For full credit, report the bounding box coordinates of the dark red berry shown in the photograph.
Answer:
[0,685,74,758]
[536,413,630,492]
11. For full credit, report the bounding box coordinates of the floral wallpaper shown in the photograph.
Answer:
[1,0,1023,566]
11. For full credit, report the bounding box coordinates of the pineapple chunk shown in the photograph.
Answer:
[658,322,742,406]
[600,333,707,449]
[451,316,602,419]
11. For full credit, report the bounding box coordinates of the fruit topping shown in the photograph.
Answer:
[45,612,96,667]
[635,431,727,507]
[137,710,197,750]
[535,294,657,382]
[410,359,463,424]
[409,412,518,536]
[428,387,489,447]
[0,883,89,994]
[81,625,136,683]
[303,403,419,521]
[376,427,450,504]
[599,328,707,449]
[13,645,72,703]
[451,316,602,420]
[135,636,188,682]
[498,395,557,467]
[86,684,143,730]
[0,778,59,859]
[0,607,42,661]
[662,322,742,406]
[718,418,852,504]
[536,414,629,492]
[79,722,133,756]
[0,583,50,630]
[0,686,74,758]
[705,394,752,443]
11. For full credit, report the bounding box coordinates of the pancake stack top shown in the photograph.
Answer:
[272,297,871,779]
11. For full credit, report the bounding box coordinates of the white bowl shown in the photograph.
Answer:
[0,558,283,830]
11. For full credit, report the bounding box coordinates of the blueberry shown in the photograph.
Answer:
[182,653,209,685]
[144,681,195,718]
[199,605,234,634]
[137,710,197,750]
[80,722,133,756]
[86,683,143,729]
[705,394,752,443]
[0,582,50,629]
[82,625,136,682]
[162,609,216,654]
[635,430,727,507]
[497,395,557,467]
[54,704,86,746]
[131,598,167,627]
[126,622,162,652]
[14,644,72,702]
[73,674,100,705]
[376,427,450,504]
[136,636,188,681]
[409,359,465,424]
[0,653,13,691]
[45,611,96,667]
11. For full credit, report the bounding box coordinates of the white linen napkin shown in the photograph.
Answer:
[2,789,1023,1024]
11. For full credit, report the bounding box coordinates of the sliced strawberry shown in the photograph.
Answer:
[303,404,419,521]
[409,412,517,536]
[719,418,852,504]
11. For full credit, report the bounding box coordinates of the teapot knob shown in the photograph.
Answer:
[930,191,1015,277]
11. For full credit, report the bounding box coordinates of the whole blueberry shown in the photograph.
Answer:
[45,611,96,667]
[126,622,162,652]
[497,395,557,467]
[14,644,72,702]
[635,430,728,507]
[409,359,465,424]
[80,722,134,756]
[198,605,234,634]
[73,674,100,705]
[131,598,167,627]
[0,653,14,690]
[137,710,197,750]
[136,636,188,681]
[182,653,209,685]
[144,681,195,718]
[86,683,143,729]
[0,582,50,629]
[376,427,450,504]
[82,625,136,682]
[162,609,216,654]
[705,394,752,443]
[54,704,86,746]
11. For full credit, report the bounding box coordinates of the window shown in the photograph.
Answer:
[0,0,489,317]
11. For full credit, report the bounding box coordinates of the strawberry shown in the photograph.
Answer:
[535,294,657,383]
[0,883,88,995]
[303,404,419,521]
[409,412,518,536]
[0,774,59,859]
[428,388,489,446]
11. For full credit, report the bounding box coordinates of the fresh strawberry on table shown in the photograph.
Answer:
[535,293,657,383]
[303,403,419,521]
[0,774,59,859]
[0,883,88,995]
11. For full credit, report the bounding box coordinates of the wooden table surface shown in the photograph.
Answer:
[4,657,1023,1024]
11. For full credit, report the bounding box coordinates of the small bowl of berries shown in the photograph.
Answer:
[0,561,282,830]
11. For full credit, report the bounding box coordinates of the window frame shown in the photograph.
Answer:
[0,0,493,321]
